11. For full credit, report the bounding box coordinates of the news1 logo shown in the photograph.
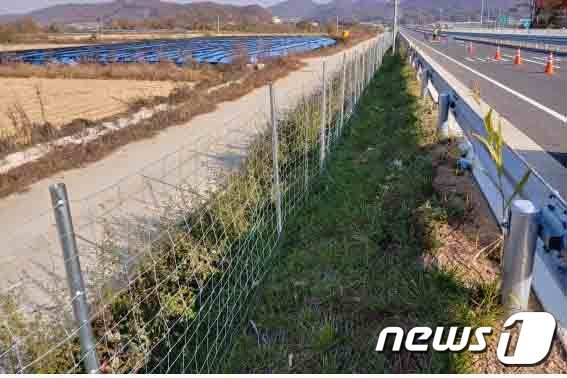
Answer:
[375,312,556,365]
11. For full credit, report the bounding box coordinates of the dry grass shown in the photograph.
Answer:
[0,61,224,83]
[426,140,567,373]
[0,77,175,132]
[0,56,302,198]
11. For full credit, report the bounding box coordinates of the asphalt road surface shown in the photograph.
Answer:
[404,28,567,168]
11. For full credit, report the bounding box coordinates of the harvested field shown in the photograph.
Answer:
[0,77,175,131]
[0,44,83,52]
[0,61,224,82]
[48,32,203,43]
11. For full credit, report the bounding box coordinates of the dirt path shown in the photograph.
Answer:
[0,38,379,309]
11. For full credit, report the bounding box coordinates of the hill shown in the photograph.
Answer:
[1,0,272,26]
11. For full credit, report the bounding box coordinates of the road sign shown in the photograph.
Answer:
[499,15,509,26]
[520,18,531,29]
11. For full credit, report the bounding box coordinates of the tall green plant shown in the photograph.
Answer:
[473,109,531,224]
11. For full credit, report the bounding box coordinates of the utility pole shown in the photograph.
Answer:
[392,0,398,52]
[217,15,220,34]
[480,0,485,25]
[336,15,340,33]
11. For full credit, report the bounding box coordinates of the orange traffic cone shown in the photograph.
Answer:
[494,46,502,61]
[467,42,474,57]
[545,52,555,75]
[513,48,522,65]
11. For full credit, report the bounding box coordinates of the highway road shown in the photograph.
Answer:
[404,28,567,168]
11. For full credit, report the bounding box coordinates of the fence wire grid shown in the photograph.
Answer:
[0,33,393,374]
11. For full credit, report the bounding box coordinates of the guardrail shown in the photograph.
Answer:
[447,27,567,36]
[398,31,567,345]
[446,30,567,48]
[416,26,567,47]
[450,35,567,55]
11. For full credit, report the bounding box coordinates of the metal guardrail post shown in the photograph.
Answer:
[501,200,540,314]
[269,84,283,235]
[438,92,450,140]
[50,183,100,374]
[320,62,327,172]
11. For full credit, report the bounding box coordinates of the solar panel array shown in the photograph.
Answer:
[0,35,337,65]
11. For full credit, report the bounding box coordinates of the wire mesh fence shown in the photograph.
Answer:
[0,33,392,373]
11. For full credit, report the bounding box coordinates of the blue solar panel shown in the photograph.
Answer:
[0,36,337,66]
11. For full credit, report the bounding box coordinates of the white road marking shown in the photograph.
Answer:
[503,54,560,68]
[476,58,487,62]
[402,32,567,124]
[465,57,475,62]
[531,56,562,62]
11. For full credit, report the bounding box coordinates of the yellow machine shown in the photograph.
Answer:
[331,30,350,42]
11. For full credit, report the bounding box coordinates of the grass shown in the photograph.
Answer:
[223,53,502,373]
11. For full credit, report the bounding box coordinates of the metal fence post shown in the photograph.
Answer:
[374,40,378,70]
[362,52,367,89]
[362,48,366,88]
[438,92,450,140]
[50,183,100,374]
[269,84,283,235]
[370,44,374,78]
[379,38,384,66]
[370,44,374,77]
[367,47,371,82]
[420,68,429,99]
[353,51,359,105]
[501,200,540,314]
[320,62,327,172]
[339,53,347,135]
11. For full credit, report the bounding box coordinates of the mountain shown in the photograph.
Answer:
[271,0,521,22]
[1,0,272,26]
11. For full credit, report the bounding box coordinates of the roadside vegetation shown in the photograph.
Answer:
[224,52,567,373]
[224,51,567,373]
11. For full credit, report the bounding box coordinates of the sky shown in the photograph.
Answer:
[0,0,331,15]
